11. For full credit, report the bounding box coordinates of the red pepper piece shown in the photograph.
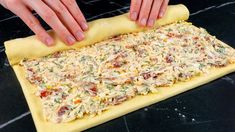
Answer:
[40,90,51,98]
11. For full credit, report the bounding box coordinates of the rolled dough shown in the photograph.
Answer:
[5,4,189,65]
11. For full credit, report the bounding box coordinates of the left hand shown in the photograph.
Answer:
[129,0,169,27]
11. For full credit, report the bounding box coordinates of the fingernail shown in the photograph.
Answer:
[81,22,88,30]
[159,12,164,18]
[147,19,155,27]
[130,12,137,20]
[66,36,76,45]
[140,18,147,26]
[76,31,85,41]
[45,37,54,46]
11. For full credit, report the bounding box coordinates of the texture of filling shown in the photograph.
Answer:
[21,22,235,123]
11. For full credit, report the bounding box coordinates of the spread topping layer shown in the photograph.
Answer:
[21,22,235,123]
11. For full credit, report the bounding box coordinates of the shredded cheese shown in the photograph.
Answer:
[21,22,235,123]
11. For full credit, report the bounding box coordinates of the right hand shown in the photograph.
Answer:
[129,0,169,27]
[0,0,88,46]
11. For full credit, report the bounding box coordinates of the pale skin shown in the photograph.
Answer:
[0,0,169,46]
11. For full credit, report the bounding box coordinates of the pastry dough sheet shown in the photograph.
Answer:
[4,4,235,132]
[12,65,235,132]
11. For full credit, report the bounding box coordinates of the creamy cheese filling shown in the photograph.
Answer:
[21,22,235,123]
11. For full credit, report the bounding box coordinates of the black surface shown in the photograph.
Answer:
[0,0,235,132]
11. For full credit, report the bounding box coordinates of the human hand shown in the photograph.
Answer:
[129,0,169,27]
[0,0,88,46]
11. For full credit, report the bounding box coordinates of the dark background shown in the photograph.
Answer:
[0,0,235,132]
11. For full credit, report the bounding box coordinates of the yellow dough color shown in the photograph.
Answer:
[4,4,235,132]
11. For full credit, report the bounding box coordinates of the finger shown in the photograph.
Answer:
[20,7,54,46]
[44,0,84,41]
[129,0,142,21]
[138,0,154,26]
[25,0,76,45]
[158,0,169,18]
[6,2,54,46]
[61,0,88,31]
[147,0,163,27]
